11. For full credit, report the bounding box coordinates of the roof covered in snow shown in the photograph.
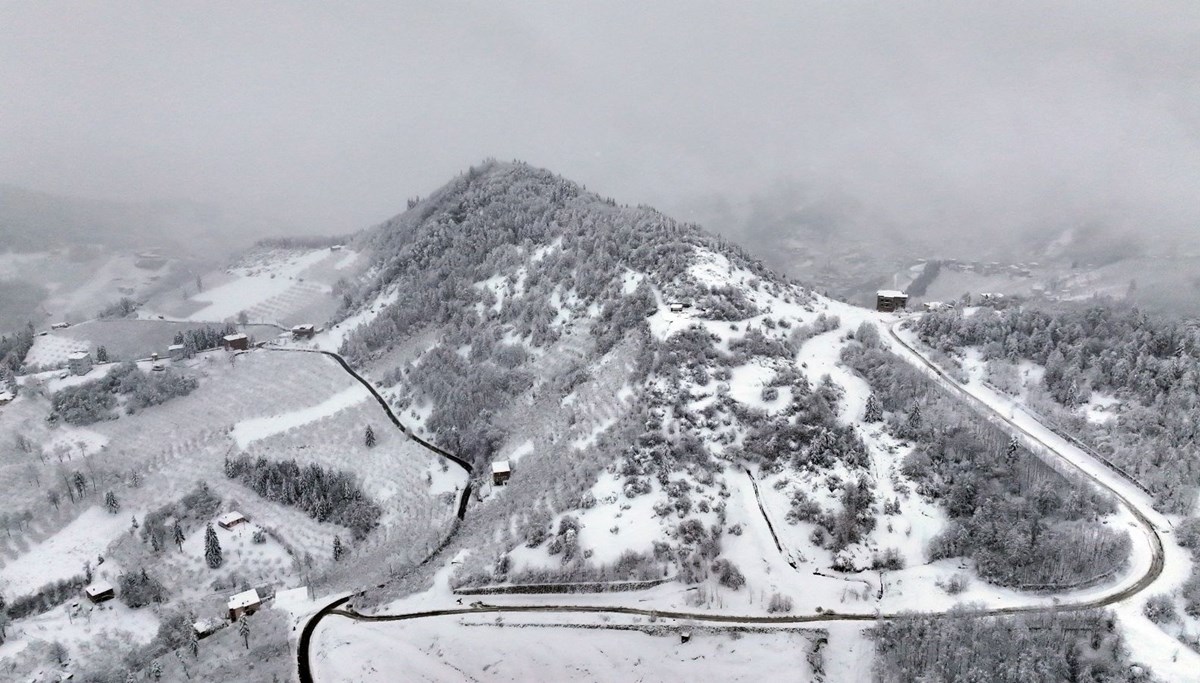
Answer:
[223,333,248,342]
[218,511,246,525]
[491,460,512,474]
[228,588,260,609]
[876,290,907,298]
[67,351,90,361]
[168,344,184,350]
[85,581,113,596]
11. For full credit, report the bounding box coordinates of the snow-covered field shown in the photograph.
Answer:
[312,614,824,683]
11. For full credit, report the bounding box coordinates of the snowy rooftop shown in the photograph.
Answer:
[876,290,907,298]
[168,344,184,351]
[218,511,246,525]
[223,333,248,342]
[85,581,113,596]
[67,351,90,361]
[491,460,512,474]
[228,588,260,609]
[292,324,315,331]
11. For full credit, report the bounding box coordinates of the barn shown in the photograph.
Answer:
[222,334,249,351]
[84,581,115,603]
[217,511,248,530]
[227,588,261,621]
[67,351,93,376]
[491,460,512,486]
[875,290,909,313]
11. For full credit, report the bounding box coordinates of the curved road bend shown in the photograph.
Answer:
[295,322,1166,683]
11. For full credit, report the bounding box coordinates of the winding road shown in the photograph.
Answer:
[295,317,1170,682]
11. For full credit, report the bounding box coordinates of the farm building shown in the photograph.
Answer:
[668,302,684,313]
[492,460,512,486]
[67,351,93,376]
[227,588,261,621]
[168,344,185,361]
[84,581,115,603]
[222,333,249,351]
[922,301,949,312]
[291,324,316,340]
[875,290,909,313]
[217,511,248,529]
[51,322,71,330]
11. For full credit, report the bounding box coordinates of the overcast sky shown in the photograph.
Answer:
[2,2,1198,245]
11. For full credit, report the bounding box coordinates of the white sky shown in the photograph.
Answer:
[2,2,1198,243]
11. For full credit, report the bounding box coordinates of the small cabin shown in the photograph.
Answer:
[222,334,249,351]
[291,324,316,340]
[168,344,185,361]
[922,301,948,312]
[491,460,512,486]
[330,245,344,252]
[217,511,248,530]
[67,352,93,376]
[875,290,909,313]
[227,588,261,621]
[51,322,71,330]
[85,581,115,603]
[668,302,684,313]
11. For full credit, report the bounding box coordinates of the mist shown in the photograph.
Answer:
[2,2,1198,253]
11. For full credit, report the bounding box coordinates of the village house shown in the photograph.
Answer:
[491,460,512,486]
[168,344,185,361]
[227,588,261,621]
[668,302,685,313]
[291,324,316,340]
[217,511,248,530]
[222,333,249,351]
[84,580,115,603]
[67,351,92,376]
[875,290,909,313]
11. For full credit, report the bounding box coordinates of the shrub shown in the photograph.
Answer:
[1143,594,1177,625]
[767,593,794,613]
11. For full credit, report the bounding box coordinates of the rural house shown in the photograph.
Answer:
[291,324,316,340]
[222,333,249,351]
[227,588,261,621]
[84,580,115,603]
[67,351,93,376]
[875,290,909,313]
[168,344,185,361]
[217,511,248,530]
[492,460,512,486]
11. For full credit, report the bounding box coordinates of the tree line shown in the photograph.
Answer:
[224,455,381,539]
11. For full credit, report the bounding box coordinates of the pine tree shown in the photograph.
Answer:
[333,535,345,561]
[204,524,223,568]
[72,471,87,499]
[239,614,251,649]
[188,620,200,658]
[105,491,120,514]
[150,661,163,681]
[173,520,186,552]
[906,404,923,434]
[96,346,109,363]
[1005,436,1019,464]
[130,514,139,535]
[864,394,882,423]
[364,425,377,448]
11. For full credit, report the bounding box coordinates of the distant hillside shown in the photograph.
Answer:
[0,184,291,257]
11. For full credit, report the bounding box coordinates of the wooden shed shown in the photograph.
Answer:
[491,460,512,486]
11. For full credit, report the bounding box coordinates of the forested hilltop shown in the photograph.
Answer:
[338,160,778,466]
